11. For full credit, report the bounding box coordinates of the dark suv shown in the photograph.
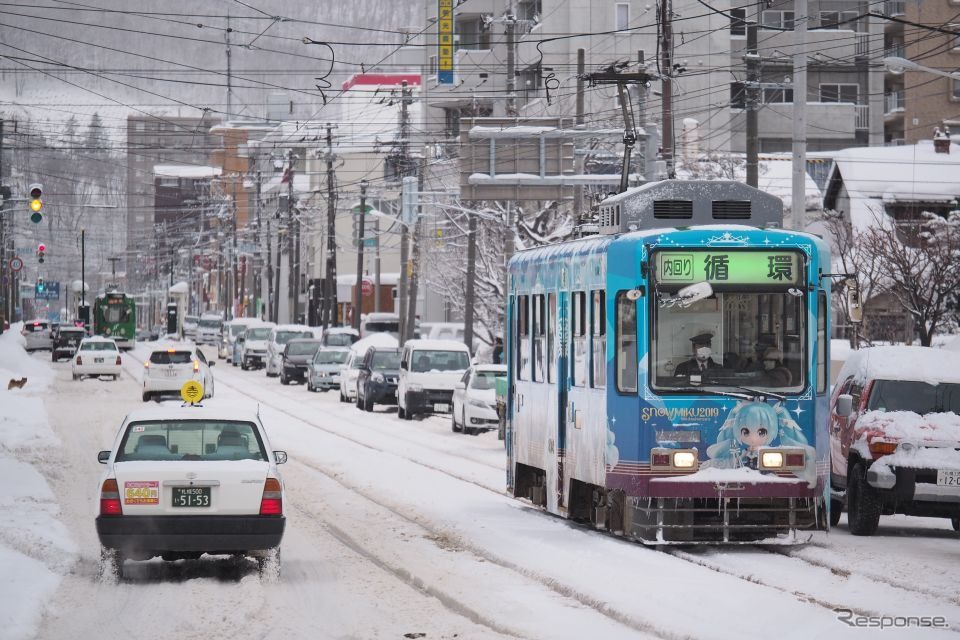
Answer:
[830,346,960,535]
[356,347,401,412]
[52,326,86,361]
[280,338,322,385]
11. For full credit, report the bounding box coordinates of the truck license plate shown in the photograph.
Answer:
[936,470,960,487]
[172,486,211,507]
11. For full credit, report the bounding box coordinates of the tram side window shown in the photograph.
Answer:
[616,292,638,394]
[591,290,606,388]
[572,291,587,387]
[532,294,546,382]
[817,291,827,394]
[547,293,556,384]
[516,295,531,381]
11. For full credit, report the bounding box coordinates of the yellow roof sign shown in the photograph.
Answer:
[180,380,204,404]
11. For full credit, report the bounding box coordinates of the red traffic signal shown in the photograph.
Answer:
[38,243,46,253]
[37,242,46,264]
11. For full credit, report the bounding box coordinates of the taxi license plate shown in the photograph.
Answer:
[165,369,179,378]
[433,403,449,412]
[172,486,211,507]
[936,470,960,486]
[94,357,104,363]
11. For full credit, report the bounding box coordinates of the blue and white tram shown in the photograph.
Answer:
[505,180,832,543]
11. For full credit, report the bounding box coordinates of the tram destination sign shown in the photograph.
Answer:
[655,250,801,286]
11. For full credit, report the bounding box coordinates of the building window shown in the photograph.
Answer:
[952,79,960,101]
[763,87,794,103]
[517,0,541,22]
[455,17,491,51]
[518,64,542,104]
[820,11,860,30]
[730,82,746,109]
[615,3,630,30]
[730,8,747,36]
[820,83,859,103]
[761,10,794,30]
[444,107,461,138]
[428,55,438,76]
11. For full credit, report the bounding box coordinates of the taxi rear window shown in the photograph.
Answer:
[80,341,118,351]
[27,323,48,332]
[150,351,193,364]
[116,421,267,462]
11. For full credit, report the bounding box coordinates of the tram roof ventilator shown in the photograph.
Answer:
[595,180,784,235]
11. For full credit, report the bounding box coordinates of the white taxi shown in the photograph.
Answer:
[95,406,287,580]
[72,336,122,380]
[142,343,215,402]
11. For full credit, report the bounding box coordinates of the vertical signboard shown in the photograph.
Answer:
[437,0,454,84]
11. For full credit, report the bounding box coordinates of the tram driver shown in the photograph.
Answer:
[673,332,721,377]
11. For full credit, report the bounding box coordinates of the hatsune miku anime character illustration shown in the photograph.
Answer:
[706,401,816,487]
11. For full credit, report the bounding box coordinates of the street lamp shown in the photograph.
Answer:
[884,56,960,80]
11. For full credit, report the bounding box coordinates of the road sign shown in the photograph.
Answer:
[180,380,204,404]
[9,257,23,272]
[361,279,373,296]
[35,281,60,300]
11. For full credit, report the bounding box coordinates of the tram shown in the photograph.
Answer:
[505,180,832,543]
[93,290,136,350]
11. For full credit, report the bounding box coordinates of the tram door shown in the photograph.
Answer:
[552,291,569,514]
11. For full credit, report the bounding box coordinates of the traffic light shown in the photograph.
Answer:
[28,183,43,223]
[36,277,45,295]
[37,242,46,264]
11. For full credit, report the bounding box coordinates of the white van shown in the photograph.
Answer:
[397,339,472,420]
[360,312,400,339]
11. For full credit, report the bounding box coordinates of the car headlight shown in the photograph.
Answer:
[372,372,384,383]
[407,383,423,392]
[469,398,488,408]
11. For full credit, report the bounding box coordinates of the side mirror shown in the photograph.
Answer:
[209,361,216,367]
[400,361,408,370]
[847,281,863,324]
[274,451,288,465]
[836,394,853,417]
[97,450,110,464]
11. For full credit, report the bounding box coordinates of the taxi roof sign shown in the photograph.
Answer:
[180,380,204,404]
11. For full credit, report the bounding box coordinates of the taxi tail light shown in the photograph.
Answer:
[99,478,122,516]
[193,360,200,373]
[143,360,150,368]
[115,355,122,366]
[259,477,283,515]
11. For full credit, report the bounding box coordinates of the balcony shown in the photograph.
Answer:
[856,104,870,130]
[884,1,905,17]
[884,90,905,115]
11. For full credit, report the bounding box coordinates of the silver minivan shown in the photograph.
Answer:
[22,320,53,351]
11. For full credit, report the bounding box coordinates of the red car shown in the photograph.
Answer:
[829,346,960,535]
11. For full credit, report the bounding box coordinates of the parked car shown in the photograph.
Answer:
[223,317,260,361]
[95,405,286,580]
[52,326,87,362]
[265,325,315,378]
[452,364,507,435]
[22,319,53,352]
[320,326,359,348]
[181,315,200,340]
[195,313,223,346]
[142,342,215,402]
[279,339,322,385]
[339,351,364,403]
[240,323,275,370]
[397,339,472,420]
[72,336,122,380]
[356,347,401,411]
[830,346,960,535]
[359,312,400,339]
[307,347,350,392]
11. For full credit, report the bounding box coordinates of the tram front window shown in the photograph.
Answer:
[651,290,806,394]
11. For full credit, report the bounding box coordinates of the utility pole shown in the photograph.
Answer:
[505,14,517,117]
[254,169,262,317]
[399,176,416,342]
[266,210,274,322]
[323,123,338,328]
[463,207,477,353]
[745,22,759,188]
[791,0,808,231]
[405,155,426,342]
[352,180,368,331]
[374,215,381,313]
[574,48,585,225]
[287,151,299,323]
[108,256,120,280]
[225,13,233,117]
[659,0,675,178]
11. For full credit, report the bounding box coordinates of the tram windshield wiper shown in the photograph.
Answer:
[723,385,787,402]
[667,386,756,401]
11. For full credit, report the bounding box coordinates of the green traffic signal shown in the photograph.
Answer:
[31,211,43,224]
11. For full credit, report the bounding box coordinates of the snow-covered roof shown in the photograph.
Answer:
[324,327,359,335]
[468,125,629,140]
[336,273,401,286]
[169,281,189,294]
[261,172,311,195]
[153,164,222,179]
[468,172,624,186]
[856,411,960,447]
[402,339,471,352]
[350,332,399,355]
[824,140,960,230]
[272,324,314,333]
[835,346,960,385]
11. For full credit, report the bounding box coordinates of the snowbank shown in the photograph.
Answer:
[856,411,960,443]
[651,466,805,484]
[0,323,55,391]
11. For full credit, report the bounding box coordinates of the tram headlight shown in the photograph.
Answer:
[760,451,784,469]
[759,448,806,471]
[672,451,697,468]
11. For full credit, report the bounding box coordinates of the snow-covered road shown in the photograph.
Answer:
[4,335,959,640]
